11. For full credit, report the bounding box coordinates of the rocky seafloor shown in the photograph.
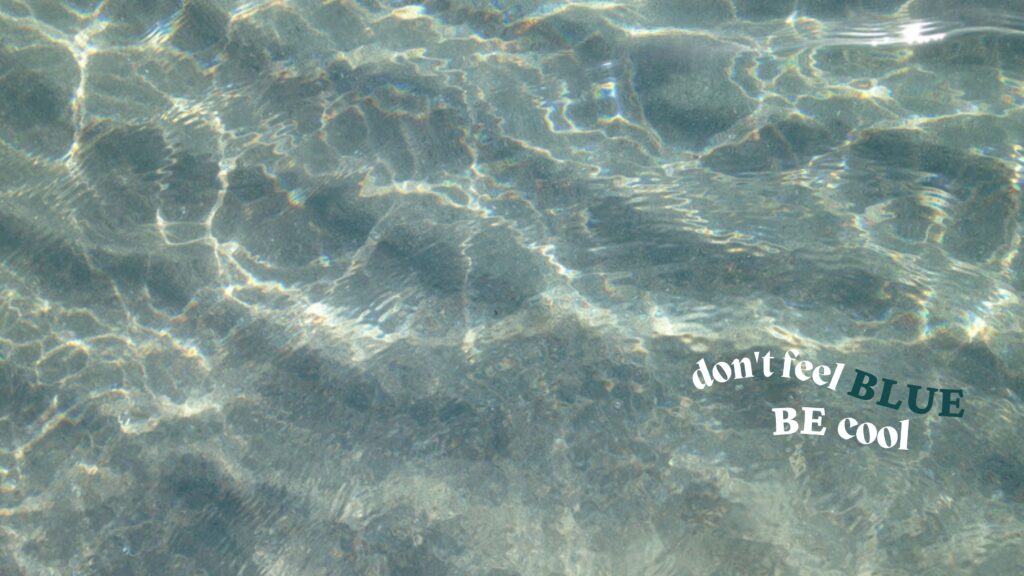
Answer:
[1,0,1023,574]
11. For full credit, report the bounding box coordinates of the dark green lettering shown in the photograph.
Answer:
[847,369,877,401]
[906,385,938,415]
[876,378,903,410]
[939,389,964,417]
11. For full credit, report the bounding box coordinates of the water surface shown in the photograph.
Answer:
[1,0,1023,573]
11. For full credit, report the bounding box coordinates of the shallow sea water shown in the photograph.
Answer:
[1,0,1024,574]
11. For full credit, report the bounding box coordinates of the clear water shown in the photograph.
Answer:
[1,0,1023,574]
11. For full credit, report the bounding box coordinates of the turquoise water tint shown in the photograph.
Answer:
[1,0,1023,573]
